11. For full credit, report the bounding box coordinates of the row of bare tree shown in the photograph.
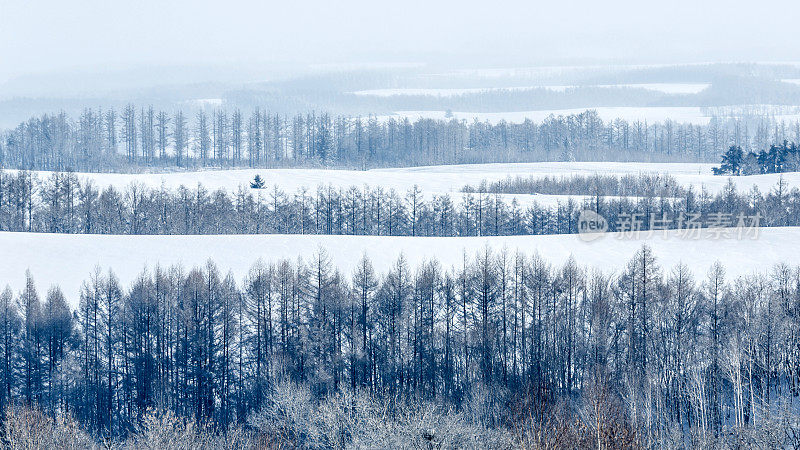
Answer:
[4,107,798,172]
[2,170,800,237]
[1,246,800,446]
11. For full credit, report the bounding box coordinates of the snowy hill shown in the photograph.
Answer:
[1,227,794,307]
[14,161,716,194]
[5,161,798,306]
[12,161,799,199]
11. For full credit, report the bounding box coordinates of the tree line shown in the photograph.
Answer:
[2,247,800,446]
[2,169,799,237]
[3,106,800,172]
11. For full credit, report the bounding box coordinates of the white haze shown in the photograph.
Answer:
[1,0,800,86]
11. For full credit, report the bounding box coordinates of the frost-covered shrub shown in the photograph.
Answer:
[3,405,96,450]
[247,382,372,448]
[248,382,515,449]
[351,401,514,449]
[122,408,258,450]
[123,409,213,450]
[2,405,261,450]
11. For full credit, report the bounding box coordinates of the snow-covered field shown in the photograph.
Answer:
[14,161,797,198]
[434,63,719,80]
[353,83,710,97]
[354,86,571,96]
[610,83,710,94]
[0,227,793,308]
[7,161,799,307]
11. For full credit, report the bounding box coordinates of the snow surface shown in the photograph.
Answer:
[7,161,799,308]
[435,62,799,81]
[353,83,709,97]
[15,161,797,199]
[353,86,572,96]
[1,228,795,308]
[436,63,719,79]
[608,83,710,94]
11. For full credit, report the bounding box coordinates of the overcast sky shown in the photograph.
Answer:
[2,0,799,84]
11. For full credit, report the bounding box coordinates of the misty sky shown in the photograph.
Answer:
[2,0,800,84]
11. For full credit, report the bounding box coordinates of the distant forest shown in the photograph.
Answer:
[3,247,800,446]
[3,106,800,171]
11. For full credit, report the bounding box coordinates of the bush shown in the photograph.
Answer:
[123,409,259,450]
[2,405,96,450]
[248,382,515,449]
